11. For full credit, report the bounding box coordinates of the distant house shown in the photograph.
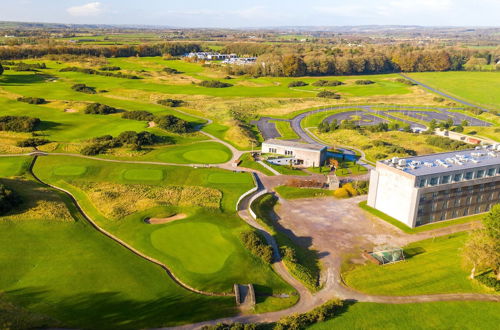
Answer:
[261,139,327,167]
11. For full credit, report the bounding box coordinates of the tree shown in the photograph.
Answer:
[0,63,3,75]
[462,205,500,280]
[461,120,469,127]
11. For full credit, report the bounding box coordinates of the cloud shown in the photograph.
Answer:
[67,2,104,17]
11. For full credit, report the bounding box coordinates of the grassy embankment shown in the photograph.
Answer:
[275,185,333,199]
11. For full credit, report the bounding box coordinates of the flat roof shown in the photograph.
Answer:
[262,139,326,152]
[378,146,500,177]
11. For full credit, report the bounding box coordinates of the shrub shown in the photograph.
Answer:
[81,143,108,156]
[333,187,350,198]
[122,111,155,121]
[62,66,139,79]
[16,138,50,147]
[317,90,340,99]
[476,274,500,291]
[374,153,388,160]
[99,66,121,71]
[17,96,46,104]
[157,98,184,107]
[395,78,416,86]
[355,79,375,85]
[0,116,40,132]
[198,80,233,88]
[162,67,180,74]
[84,103,119,115]
[288,81,308,87]
[155,115,191,133]
[433,96,445,102]
[353,180,369,194]
[0,184,22,215]
[343,183,358,197]
[12,62,46,71]
[312,80,343,86]
[71,83,96,94]
[426,136,470,150]
[275,299,344,329]
[240,231,273,264]
[465,107,483,116]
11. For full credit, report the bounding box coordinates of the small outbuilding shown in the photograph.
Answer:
[261,139,327,168]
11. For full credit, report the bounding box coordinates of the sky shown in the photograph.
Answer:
[1,0,499,28]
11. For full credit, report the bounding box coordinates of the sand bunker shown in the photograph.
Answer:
[145,213,187,224]
[148,121,157,127]
[64,108,78,113]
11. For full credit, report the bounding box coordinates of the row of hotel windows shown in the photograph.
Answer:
[417,167,499,188]
[418,192,498,212]
[419,182,499,201]
[416,203,493,226]
[268,148,294,156]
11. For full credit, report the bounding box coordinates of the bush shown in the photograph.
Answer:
[312,80,343,86]
[275,299,343,329]
[155,115,191,133]
[426,136,470,150]
[12,62,46,71]
[122,111,155,121]
[198,80,232,88]
[342,183,358,197]
[395,78,416,86]
[16,138,50,147]
[333,187,350,198]
[465,107,484,116]
[433,96,445,102]
[0,116,40,132]
[82,131,169,155]
[288,81,308,87]
[355,79,375,85]
[157,98,184,107]
[0,184,22,215]
[476,274,500,291]
[17,96,46,104]
[99,66,121,71]
[162,67,180,74]
[240,231,273,264]
[81,143,108,156]
[317,90,340,99]
[71,83,96,94]
[374,153,388,160]
[353,180,369,194]
[84,103,119,115]
[61,66,139,79]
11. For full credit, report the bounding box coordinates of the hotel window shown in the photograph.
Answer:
[418,179,426,187]
[476,170,485,178]
[430,177,438,186]
[442,175,451,184]
[487,168,495,176]
[453,173,462,182]
[284,150,293,156]
[465,172,473,180]
[269,148,277,153]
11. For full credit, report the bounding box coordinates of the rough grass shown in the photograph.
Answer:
[309,301,500,330]
[275,185,333,199]
[270,120,299,140]
[343,232,493,295]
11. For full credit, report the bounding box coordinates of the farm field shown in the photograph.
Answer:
[31,155,296,300]
[343,232,494,296]
[0,157,235,329]
[407,71,500,110]
[309,301,500,330]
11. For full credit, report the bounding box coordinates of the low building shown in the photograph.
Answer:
[261,139,327,168]
[367,146,500,228]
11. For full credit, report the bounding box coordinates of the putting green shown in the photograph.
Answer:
[150,222,235,274]
[53,165,87,176]
[207,172,252,184]
[122,169,164,181]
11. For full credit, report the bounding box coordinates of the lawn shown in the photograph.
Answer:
[270,120,299,140]
[265,161,309,176]
[237,153,275,176]
[359,201,484,234]
[0,156,235,329]
[142,141,232,164]
[309,301,500,330]
[275,185,333,199]
[343,232,493,295]
[32,155,296,303]
[407,71,500,110]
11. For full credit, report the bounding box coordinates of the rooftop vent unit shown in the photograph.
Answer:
[488,152,497,158]
[392,157,399,164]
[471,159,479,164]
[398,159,407,166]
[424,162,434,167]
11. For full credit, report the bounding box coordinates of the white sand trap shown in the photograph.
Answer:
[148,121,157,127]
[145,213,187,224]
[64,108,78,113]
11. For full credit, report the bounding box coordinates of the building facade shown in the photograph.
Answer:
[367,146,500,228]
[261,139,327,168]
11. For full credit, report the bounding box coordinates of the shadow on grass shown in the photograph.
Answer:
[0,74,51,86]
[4,286,235,330]
[404,247,426,259]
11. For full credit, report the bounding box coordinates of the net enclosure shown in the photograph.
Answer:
[369,245,405,265]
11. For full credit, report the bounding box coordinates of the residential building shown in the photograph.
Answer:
[261,139,327,167]
[367,145,500,228]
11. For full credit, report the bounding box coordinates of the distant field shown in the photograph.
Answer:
[407,71,500,110]
[309,301,500,330]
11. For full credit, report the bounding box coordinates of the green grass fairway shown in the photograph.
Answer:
[407,71,500,110]
[207,172,252,184]
[0,157,31,176]
[32,155,295,300]
[122,168,164,181]
[344,232,492,295]
[52,165,87,176]
[0,157,235,329]
[153,142,232,164]
[151,222,236,274]
[309,302,500,330]
[275,185,333,199]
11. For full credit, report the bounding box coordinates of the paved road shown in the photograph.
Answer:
[398,73,492,112]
